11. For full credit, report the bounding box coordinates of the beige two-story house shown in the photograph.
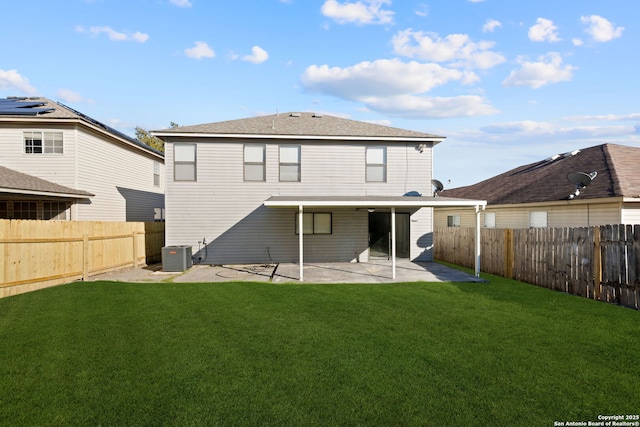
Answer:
[0,97,164,221]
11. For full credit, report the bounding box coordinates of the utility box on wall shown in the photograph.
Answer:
[162,246,193,272]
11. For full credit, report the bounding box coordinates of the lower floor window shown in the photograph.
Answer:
[484,212,496,228]
[529,211,548,228]
[13,201,38,220]
[42,201,69,220]
[447,215,460,227]
[0,200,70,220]
[295,212,332,235]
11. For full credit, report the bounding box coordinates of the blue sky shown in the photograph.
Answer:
[1,0,637,187]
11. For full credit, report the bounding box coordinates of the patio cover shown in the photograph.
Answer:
[264,195,487,281]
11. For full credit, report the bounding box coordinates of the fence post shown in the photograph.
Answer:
[83,234,89,281]
[593,226,601,300]
[504,228,514,279]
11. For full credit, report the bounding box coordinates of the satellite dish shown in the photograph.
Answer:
[431,179,444,197]
[567,171,597,199]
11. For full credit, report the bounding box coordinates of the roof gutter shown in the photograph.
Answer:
[0,187,94,199]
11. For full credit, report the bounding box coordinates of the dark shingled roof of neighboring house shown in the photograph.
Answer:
[154,112,445,141]
[0,165,93,198]
[439,143,640,205]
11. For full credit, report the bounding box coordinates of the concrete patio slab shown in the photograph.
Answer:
[89,259,485,284]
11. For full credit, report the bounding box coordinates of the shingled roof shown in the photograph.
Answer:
[0,165,93,198]
[440,143,640,204]
[154,112,444,142]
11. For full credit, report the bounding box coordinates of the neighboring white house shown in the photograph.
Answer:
[0,97,164,221]
[435,143,640,229]
[154,112,485,270]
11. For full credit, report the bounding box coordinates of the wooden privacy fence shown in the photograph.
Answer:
[0,220,165,298]
[434,225,640,310]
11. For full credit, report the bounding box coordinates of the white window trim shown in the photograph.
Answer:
[366,146,387,182]
[529,211,548,228]
[280,145,301,182]
[484,212,496,228]
[24,131,63,154]
[174,143,197,181]
[295,212,332,235]
[244,144,266,182]
[447,215,461,228]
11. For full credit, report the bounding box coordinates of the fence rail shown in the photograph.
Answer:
[435,225,640,310]
[0,220,165,298]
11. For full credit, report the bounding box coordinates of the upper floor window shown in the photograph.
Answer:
[366,147,386,182]
[244,144,265,181]
[24,131,63,154]
[153,161,161,186]
[174,144,196,181]
[280,145,301,182]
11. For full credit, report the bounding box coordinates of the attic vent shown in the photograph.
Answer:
[312,113,323,118]
[545,154,561,162]
[290,113,301,117]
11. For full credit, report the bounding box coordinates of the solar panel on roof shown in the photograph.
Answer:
[0,98,54,115]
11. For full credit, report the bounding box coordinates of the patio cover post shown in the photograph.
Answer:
[391,207,396,279]
[475,205,482,277]
[299,205,304,281]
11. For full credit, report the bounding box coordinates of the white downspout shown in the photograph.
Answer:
[299,205,304,281]
[391,207,396,279]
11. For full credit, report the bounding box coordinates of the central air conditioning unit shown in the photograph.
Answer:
[162,246,193,272]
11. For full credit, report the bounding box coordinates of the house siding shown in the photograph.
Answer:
[76,126,164,221]
[165,139,434,263]
[0,123,77,187]
[435,201,623,229]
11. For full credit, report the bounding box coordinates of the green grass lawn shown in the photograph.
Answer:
[0,274,638,427]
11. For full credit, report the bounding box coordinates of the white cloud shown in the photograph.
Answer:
[502,52,575,89]
[471,119,638,145]
[0,69,37,94]
[242,46,269,64]
[301,58,496,118]
[482,19,501,33]
[414,3,428,17]
[581,15,624,42]
[131,31,150,43]
[56,89,85,103]
[528,18,560,42]
[302,59,478,100]
[572,38,583,46]
[563,113,640,122]
[320,0,394,25]
[468,0,485,2]
[77,25,149,43]
[363,94,498,118]
[170,0,192,7]
[481,120,555,135]
[392,29,506,70]
[184,41,215,59]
